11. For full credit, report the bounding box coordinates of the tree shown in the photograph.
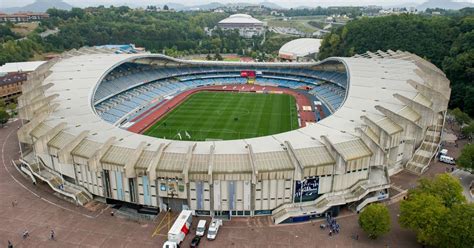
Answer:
[399,193,448,246]
[6,102,16,116]
[462,121,474,138]
[0,108,9,126]
[206,54,212,60]
[457,144,474,171]
[163,5,169,11]
[434,203,474,248]
[358,203,391,239]
[399,174,469,246]
[411,174,466,208]
[214,51,223,61]
[451,108,471,125]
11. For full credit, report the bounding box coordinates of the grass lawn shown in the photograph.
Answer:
[143,91,298,141]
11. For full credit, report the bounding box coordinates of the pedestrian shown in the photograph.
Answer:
[22,230,29,239]
[11,201,14,207]
[50,229,55,240]
[8,240,13,248]
[329,230,332,236]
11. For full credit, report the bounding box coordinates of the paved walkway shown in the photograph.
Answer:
[0,120,429,247]
[452,169,474,203]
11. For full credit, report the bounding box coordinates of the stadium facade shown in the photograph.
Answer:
[217,14,265,38]
[17,47,450,224]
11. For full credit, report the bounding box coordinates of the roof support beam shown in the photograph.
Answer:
[33,102,60,118]
[88,137,115,172]
[17,111,49,144]
[375,105,422,129]
[407,79,449,112]
[34,122,67,155]
[246,144,258,184]
[17,83,54,107]
[355,127,386,166]
[208,145,215,184]
[320,135,344,192]
[360,115,400,150]
[284,141,304,181]
[394,93,437,128]
[124,141,147,178]
[375,105,424,144]
[18,94,58,120]
[57,131,89,164]
[182,143,197,183]
[146,143,167,181]
[414,69,451,99]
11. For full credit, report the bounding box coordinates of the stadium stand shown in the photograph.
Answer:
[92,63,348,124]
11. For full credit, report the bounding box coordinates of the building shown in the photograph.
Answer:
[17,47,450,224]
[217,14,265,38]
[0,61,47,102]
[0,61,47,74]
[0,12,49,23]
[279,38,322,62]
[0,73,26,102]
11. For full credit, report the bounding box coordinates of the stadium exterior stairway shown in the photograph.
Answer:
[19,154,93,206]
[405,113,444,175]
[271,167,390,224]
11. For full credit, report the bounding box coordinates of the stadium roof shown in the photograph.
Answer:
[218,14,263,25]
[279,38,322,60]
[0,61,46,74]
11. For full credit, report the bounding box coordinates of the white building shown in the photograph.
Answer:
[217,14,265,38]
[279,38,322,62]
[0,61,46,74]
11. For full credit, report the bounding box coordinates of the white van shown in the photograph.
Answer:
[439,155,455,165]
[196,220,207,237]
[207,219,222,240]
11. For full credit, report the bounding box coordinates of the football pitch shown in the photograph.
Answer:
[143,91,299,141]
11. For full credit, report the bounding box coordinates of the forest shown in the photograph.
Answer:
[0,7,292,64]
[318,8,474,116]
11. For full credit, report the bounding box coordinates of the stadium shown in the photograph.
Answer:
[17,47,450,224]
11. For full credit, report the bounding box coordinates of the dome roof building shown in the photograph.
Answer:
[279,38,322,62]
[218,14,265,38]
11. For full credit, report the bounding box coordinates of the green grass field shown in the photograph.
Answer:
[143,91,299,141]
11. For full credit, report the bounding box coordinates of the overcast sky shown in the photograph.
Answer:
[1,0,473,8]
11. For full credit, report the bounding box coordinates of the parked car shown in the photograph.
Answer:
[190,236,201,248]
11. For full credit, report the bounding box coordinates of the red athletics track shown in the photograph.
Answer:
[127,84,317,134]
